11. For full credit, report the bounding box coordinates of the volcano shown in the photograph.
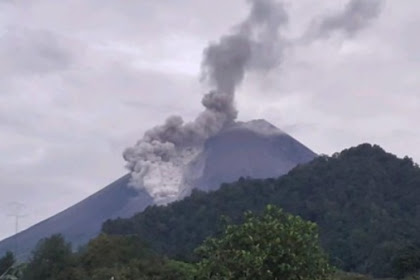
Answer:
[0,119,316,259]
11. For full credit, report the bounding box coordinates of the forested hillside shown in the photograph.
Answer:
[103,144,420,277]
[0,207,366,280]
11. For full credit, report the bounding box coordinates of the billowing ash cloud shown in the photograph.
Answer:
[304,0,384,40]
[123,0,289,204]
[123,0,385,204]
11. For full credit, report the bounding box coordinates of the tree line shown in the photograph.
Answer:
[1,206,332,280]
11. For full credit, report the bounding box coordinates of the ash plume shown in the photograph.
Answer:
[123,0,289,204]
[304,0,384,41]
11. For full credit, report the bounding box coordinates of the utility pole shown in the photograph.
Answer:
[6,202,27,257]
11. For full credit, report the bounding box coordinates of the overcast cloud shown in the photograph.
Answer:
[1,0,419,240]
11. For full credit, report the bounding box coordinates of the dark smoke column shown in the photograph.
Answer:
[123,0,289,204]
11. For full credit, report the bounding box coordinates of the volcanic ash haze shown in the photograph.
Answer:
[123,0,384,204]
[123,0,289,204]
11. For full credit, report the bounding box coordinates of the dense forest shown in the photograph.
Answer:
[2,143,420,279]
[3,206,416,280]
[103,144,420,278]
[1,206,333,280]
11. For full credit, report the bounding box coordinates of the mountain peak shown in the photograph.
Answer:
[190,119,316,192]
[228,119,284,136]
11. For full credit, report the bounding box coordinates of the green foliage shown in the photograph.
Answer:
[0,251,15,277]
[103,144,420,277]
[2,264,26,280]
[22,234,75,280]
[165,260,197,280]
[20,233,195,280]
[78,234,196,279]
[94,258,196,280]
[195,205,332,280]
[392,244,420,278]
[80,234,152,274]
[403,273,420,280]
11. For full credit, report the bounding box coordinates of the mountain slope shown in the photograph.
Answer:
[0,175,153,260]
[188,119,316,192]
[0,119,316,259]
[103,144,420,277]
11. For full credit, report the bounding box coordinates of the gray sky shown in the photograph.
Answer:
[0,0,419,241]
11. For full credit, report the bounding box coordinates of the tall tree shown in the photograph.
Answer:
[195,205,332,280]
[0,251,15,276]
[22,234,75,280]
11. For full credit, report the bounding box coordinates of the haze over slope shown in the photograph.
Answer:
[0,120,315,260]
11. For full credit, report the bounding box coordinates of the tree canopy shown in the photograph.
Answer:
[195,205,332,280]
[22,234,74,280]
[20,233,196,280]
[0,251,15,277]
